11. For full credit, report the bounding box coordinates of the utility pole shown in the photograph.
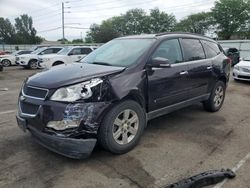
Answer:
[62,2,65,43]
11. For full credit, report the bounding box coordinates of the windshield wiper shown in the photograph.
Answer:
[92,62,112,66]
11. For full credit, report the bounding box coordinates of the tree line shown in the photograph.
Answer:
[86,0,250,43]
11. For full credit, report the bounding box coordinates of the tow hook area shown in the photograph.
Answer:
[165,169,236,188]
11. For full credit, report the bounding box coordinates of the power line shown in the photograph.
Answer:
[37,27,62,33]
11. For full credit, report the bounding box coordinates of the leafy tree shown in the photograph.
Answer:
[174,12,214,35]
[212,0,250,39]
[86,22,120,43]
[0,18,16,44]
[15,14,42,44]
[85,8,177,42]
[146,8,176,33]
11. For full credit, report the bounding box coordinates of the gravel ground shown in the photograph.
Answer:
[0,66,250,188]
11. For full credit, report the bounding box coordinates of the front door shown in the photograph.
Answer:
[147,38,191,111]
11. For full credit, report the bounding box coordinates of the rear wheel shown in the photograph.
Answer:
[28,60,38,69]
[98,100,146,154]
[2,59,11,67]
[203,81,226,112]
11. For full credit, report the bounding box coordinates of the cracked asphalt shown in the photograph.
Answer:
[0,66,250,188]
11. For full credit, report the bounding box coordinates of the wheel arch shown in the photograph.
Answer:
[53,61,64,66]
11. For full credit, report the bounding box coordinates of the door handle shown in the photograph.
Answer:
[207,66,212,70]
[179,71,188,75]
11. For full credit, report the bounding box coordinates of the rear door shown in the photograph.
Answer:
[147,38,191,111]
[180,38,212,98]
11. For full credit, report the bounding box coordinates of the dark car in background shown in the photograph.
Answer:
[223,47,240,66]
[16,33,231,159]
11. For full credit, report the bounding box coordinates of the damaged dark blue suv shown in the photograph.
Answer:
[16,33,231,159]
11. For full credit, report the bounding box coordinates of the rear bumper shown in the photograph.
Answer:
[28,125,97,159]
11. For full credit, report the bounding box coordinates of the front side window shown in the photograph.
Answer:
[152,39,183,64]
[201,40,221,58]
[181,39,205,61]
[53,48,62,53]
[39,48,54,55]
[70,48,81,55]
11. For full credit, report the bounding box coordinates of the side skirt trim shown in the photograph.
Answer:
[147,94,210,120]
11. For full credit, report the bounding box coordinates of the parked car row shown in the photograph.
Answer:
[0,45,98,70]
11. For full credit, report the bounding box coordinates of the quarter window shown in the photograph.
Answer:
[152,39,183,64]
[201,40,221,58]
[181,39,205,61]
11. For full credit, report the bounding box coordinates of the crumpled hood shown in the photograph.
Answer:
[26,63,125,89]
[237,60,250,67]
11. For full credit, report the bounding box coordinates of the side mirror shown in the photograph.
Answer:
[68,52,73,56]
[150,57,171,68]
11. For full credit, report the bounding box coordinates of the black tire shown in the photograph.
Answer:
[2,59,11,67]
[28,60,38,69]
[203,81,226,112]
[52,61,64,66]
[98,100,146,154]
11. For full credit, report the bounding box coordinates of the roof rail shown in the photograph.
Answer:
[155,32,213,40]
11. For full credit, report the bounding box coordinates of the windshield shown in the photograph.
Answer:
[81,38,155,67]
[31,47,47,54]
[58,47,72,55]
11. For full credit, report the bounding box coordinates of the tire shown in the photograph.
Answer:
[98,100,146,154]
[203,81,226,112]
[52,61,64,66]
[2,59,11,67]
[28,60,38,69]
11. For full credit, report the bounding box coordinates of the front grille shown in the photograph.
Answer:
[20,101,40,115]
[23,85,48,99]
[241,67,250,73]
[238,75,250,79]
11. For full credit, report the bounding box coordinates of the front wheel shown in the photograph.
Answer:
[98,100,146,154]
[28,60,38,69]
[203,81,226,112]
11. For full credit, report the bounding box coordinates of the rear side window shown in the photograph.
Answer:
[201,40,221,58]
[81,48,92,54]
[152,39,183,64]
[181,39,205,61]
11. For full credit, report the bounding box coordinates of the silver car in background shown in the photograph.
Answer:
[233,56,250,81]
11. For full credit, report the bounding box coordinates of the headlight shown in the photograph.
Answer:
[234,66,240,71]
[50,78,103,102]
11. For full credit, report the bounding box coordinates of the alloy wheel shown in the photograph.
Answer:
[214,85,224,108]
[112,109,139,145]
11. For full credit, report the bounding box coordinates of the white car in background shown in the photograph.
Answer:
[0,50,32,67]
[233,56,250,81]
[17,47,63,69]
[38,46,95,69]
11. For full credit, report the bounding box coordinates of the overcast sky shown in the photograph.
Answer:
[0,0,216,41]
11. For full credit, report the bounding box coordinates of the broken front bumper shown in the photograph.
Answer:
[28,125,96,159]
